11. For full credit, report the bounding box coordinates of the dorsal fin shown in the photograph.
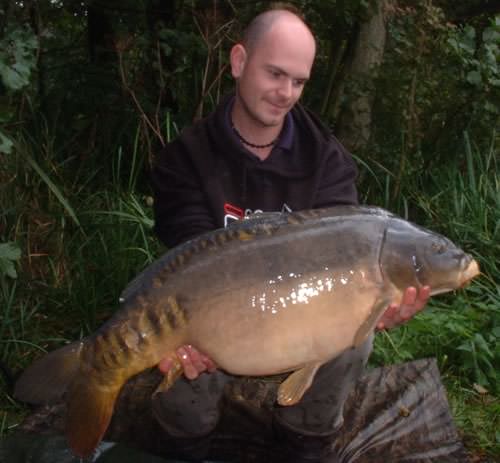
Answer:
[119,206,394,304]
[227,211,284,227]
[119,212,295,304]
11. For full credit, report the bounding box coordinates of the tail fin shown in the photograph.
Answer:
[14,341,84,404]
[66,377,121,458]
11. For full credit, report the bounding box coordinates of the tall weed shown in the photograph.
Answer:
[364,131,500,458]
[0,120,160,433]
[367,131,499,388]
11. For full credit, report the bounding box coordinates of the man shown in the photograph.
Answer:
[151,5,430,462]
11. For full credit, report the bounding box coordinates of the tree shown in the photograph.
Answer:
[334,0,394,152]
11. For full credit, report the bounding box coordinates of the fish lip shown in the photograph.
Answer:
[459,258,480,287]
[429,257,480,296]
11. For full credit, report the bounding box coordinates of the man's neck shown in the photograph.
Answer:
[231,99,283,160]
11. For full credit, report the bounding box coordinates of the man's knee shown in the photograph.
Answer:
[274,334,374,435]
[152,370,230,438]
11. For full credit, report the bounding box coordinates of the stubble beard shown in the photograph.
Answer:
[236,87,283,130]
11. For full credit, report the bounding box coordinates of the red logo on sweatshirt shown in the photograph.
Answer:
[223,202,292,227]
[224,203,244,227]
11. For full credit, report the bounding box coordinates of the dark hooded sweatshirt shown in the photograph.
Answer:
[152,95,358,248]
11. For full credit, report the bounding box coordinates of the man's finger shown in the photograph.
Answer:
[377,304,397,330]
[402,287,417,306]
[201,354,217,372]
[399,287,419,319]
[185,344,208,373]
[415,286,431,310]
[177,346,199,379]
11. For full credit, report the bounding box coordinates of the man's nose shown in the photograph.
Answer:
[277,79,293,99]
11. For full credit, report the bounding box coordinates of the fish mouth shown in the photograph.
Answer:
[429,258,480,296]
[459,258,480,288]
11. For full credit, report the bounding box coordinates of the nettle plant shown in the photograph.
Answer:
[0,241,21,280]
[0,24,38,154]
[446,16,500,125]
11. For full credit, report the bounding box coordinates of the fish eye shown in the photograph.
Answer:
[431,242,446,254]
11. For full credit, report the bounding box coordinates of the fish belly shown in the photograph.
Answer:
[186,274,382,376]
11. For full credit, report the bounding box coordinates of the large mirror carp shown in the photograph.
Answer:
[14,206,480,458]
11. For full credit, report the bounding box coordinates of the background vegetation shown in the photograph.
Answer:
[1,0,499,460]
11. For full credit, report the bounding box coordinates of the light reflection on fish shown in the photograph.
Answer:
[14,206,480,458]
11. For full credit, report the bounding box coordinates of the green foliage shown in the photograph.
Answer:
[371,3,499,173]
[0,242,20,279]
[0,0,499,458]
[0,124,160,437]
[447,17,500,117]
[0,26,38,91]
[22,149,81,228]
[369,131,499,389]
[0,23,38,154]
[366,131,500,458]
[447,378,500,458]
[0,131,13,154]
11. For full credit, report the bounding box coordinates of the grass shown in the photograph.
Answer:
[0,125,499,460]
[447,377,500,460]
[366,130,500,459]
[0,125,162,436]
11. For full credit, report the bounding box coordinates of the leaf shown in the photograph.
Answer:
[474,333,493,357]
[483,28,500,44]
[0,130,13,154]
[24,153,81,228]
[472,383,488,395]
[0,258,17,278]
[0,62,27,90]
[484,101,499,114]
[466,70,482,86]
[0,242,21,261]
[0,242,21,279]
[456,343,472,353]
[160,43,172,56]
[464,25,476,40]
[0,25,38,91]
[490,79,500,88]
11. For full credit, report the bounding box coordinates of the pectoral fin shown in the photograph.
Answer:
[153,354,183,396]
[277,362,322,406]
[353,297,391,347]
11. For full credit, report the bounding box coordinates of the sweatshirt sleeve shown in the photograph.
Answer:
[151,143,217,248]
[313,136,359,208]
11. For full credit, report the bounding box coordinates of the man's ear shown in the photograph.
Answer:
[230,44,247,79]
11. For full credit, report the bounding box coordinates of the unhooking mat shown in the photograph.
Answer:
[0,358,470,462]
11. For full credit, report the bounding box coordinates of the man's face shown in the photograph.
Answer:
[232,21,316,128]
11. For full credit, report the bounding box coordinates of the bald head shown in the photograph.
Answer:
[229,7,316,137]
[242,9,316,58]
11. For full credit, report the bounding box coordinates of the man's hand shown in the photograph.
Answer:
[377,286,431,331]
[158,345,217,380]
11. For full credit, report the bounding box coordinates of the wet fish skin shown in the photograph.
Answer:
[13,206,480,458]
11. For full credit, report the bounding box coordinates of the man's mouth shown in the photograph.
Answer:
[267,101,289,111]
